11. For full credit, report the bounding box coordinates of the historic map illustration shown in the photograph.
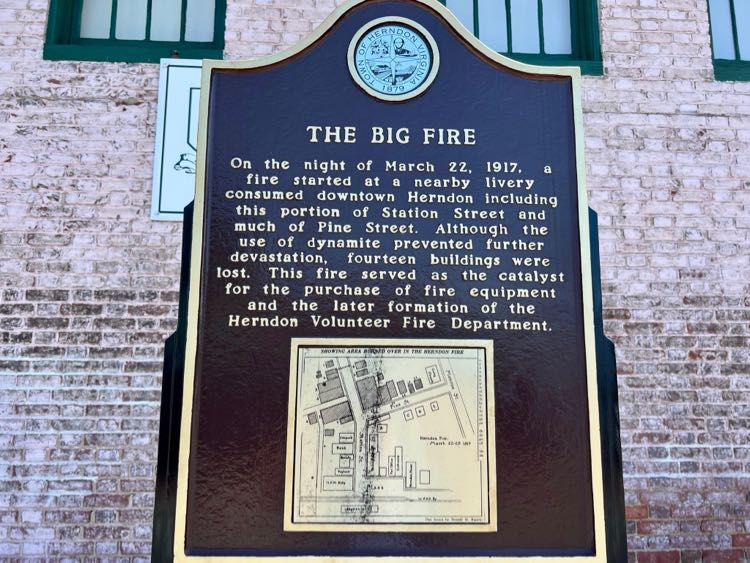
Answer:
[285,339,496,532]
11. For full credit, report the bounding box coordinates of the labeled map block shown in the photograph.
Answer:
[285,339,496,532]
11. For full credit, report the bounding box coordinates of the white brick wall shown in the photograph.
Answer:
[1,0,749,560]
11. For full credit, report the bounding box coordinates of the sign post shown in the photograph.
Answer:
[153,0,626,560]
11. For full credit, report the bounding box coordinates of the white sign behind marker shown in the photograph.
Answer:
[151,59,202,221]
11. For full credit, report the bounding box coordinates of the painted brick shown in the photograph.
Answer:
[1,0,749,560]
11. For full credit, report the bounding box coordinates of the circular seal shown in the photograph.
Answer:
[348,17,439,101]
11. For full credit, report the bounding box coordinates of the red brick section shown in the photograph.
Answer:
[636,552,680,563]
[637,551,750,563]
[2,0,750,560]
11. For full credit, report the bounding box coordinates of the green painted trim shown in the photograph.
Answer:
[45,0,75,44]
[109,0,118,39]
[505,0,513,53]
[44,0,226,63]
[72,0,83,39]
[714,59,750,81]
[472,0,479,37]
[508,53,603,75]
[43,42,222,63]
[538,0,545,54]
[728,0,741,62]
[145,0,154,41]
[707,1,749,79]
[707,0,721,59]
[403,0,601,71]
[576,0,602,63]
[214,0,227,52]
[179,0,188,41]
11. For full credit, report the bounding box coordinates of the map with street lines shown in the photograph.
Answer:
[285,339,496,532]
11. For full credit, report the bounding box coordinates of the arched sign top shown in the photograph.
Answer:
[202,0,580,82]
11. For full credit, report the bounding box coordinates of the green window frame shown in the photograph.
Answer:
[438,0,603,75]
[44,0,226,63]
[707,0,750,81]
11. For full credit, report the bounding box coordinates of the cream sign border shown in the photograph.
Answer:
[174,0,607,560]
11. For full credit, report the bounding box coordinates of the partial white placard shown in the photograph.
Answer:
[151,58,202,220]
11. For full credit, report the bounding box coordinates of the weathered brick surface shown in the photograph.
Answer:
[1,0,749,559]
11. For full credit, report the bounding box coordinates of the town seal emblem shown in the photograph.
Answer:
[348,17,439,101]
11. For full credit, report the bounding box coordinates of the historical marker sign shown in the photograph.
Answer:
[158,0,625,560]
